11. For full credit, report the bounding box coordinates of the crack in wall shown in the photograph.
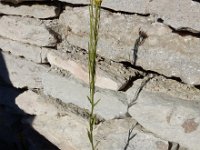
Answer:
[169,26,200,38]
[37,89,105,124]
[126,73,155,111]
[118,60,200,92]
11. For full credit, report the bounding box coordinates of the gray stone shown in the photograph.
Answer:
[0,3,60,19]
[42,72,128,120]
[1,0,43,4]
[95,119,169,150]
[0,16,57,47]
[137,24,200,85]
[0,37,53,63]
[134,76,200,102]
[60,0,150,14]
[32,112,90,150]
[47,50,140,91]
[60,0,200,32]
[149,0,200,33]
[16,91,58,116]
[59,6,150,61]
[127,77,200,150]
[59,7,200,85]
[0,52,48,88]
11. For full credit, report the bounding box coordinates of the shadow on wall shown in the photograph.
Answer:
[0,50,59,150]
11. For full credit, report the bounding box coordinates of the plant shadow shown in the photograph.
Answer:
[123,123,137,150]
[132,29,148,66]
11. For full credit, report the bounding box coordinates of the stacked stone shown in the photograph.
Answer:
[0,0,200,149]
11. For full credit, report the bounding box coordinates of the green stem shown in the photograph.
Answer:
[88,0,102,150]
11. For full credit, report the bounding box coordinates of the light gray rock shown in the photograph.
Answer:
[60,0,150,14]
[149,0,200,33]
[59,0,200,32]
[0,3,60,19]
[47,50,140,91]
[59,7,200,85]
[59,6,150,61]
[60,0,200,32]
[137,24,200,85]
[0,52,48,88]
[95,119,169,150]
[102,0,150,14]
[127,77,200,150]
[16,91,58,116]
[1,0,43,4]
[138,76,200,101]
[42,72,128,120]
[32,112,90,150]
[0,16,57,47]
[0,37,52,63]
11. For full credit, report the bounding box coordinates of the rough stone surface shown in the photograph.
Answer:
[18,91,169,150]
[60,0,150,14]
[149,0,200,33]
[0,37,52,63]
[0,52,48,88]
[0,3,60,19]
[1,0,43,4]
[60,0,200,32]
[95,119,169,150]
[137,26,200,85]
[2,0,199,33]
[16,91,58,116]
[0,16,57,47]
[127,77,200,150]
[139,76,200,101]
[59,7,200,85]
[0,1,199,149]
[59,6,150,61]
[47,50,140,90]
[42,72,128,120]
[32,112,90,150]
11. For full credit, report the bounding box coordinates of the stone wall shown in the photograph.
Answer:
[0,0,200,150]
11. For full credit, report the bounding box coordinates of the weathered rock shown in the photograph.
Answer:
[42,71,127,120]
[95,119,169,150]
[0,52,48,88]
[59,7,200,85]
[60,0,150,14]
[47,50,140,90]
[16,91,58,116]
[59,6,150,61]
[149,0,200,33]
[127,77,200,150]
[28,99,169,150]
[0,3,60,19]
[32,112,90,150]
[0,37,52,63]
[60,0,200,32]
[1,0,43,4]
[146,76,200,101]
[137,24,200,85]
[0,16,57,47]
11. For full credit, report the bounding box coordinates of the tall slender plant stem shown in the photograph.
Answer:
[87,0,102,150]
